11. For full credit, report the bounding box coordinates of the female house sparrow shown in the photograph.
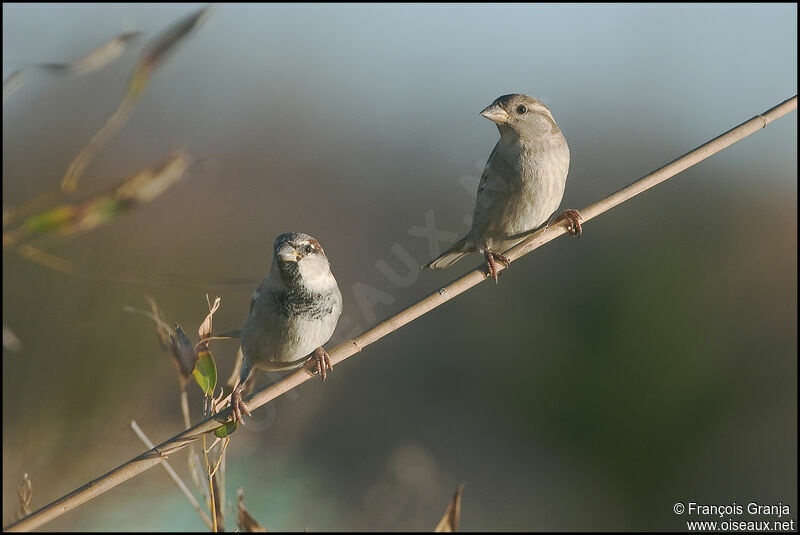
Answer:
[231,232,343,424]
[424,94,581,282]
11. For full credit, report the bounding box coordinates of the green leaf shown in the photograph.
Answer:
[214,420,238,438]
[77,196,126,232]
[192,348,217,397]
[126,65,150,99]
[25,206,76,234]
[91,196,125,219]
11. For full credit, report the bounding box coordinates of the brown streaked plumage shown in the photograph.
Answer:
[424,93,581,282]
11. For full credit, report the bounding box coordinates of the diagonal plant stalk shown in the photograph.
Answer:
[130,421,214,530]
[4,95,796,532]
[60,7,209,192]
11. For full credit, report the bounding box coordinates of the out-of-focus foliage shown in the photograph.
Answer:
[3,149,192,250]
[434,485,463,532]
[39,31,141,77]
[237,487,268,532]
[2,323,22,353]
[60,7,208,192]
[3,70,24,101]
[15,474,32,520]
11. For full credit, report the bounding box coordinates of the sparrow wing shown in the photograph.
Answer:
[249,288,260,314]
[475,144,499,199]
[470,144,508,235]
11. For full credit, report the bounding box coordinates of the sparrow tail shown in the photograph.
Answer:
[423,237,471,270]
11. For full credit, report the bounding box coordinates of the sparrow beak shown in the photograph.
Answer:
[480,104,510,124]
[276,243,300,263]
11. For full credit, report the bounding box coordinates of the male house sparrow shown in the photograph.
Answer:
[231,232,343,424]
[424,94,581,281]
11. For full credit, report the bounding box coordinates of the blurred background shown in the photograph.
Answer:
[2,3,796,531]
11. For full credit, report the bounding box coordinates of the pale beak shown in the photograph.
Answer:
[276,243,299,262]
[480,104,510,124]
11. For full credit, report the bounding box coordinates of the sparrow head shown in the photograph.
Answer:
[272,232,335,291]
[480,94,560,140]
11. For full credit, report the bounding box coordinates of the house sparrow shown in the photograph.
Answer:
[231,232,343,424]
[424,94,581,282]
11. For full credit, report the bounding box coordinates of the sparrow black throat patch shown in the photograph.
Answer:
[270,286,337,320]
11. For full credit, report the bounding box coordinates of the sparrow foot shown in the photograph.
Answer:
[231,386,251,425]
[311,346,333,382]
[484,250,511,284]
[554,209,583,237]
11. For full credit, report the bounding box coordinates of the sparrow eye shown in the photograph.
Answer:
[304,244,314,254]
[516,105,527,115]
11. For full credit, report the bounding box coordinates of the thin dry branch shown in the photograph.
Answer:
[130,421,214,530]
[5,95,796,532]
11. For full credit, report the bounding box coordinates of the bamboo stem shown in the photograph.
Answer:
[130,421,214,530]
[5,95,796,532]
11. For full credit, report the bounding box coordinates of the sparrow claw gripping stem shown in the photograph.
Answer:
[311,346,333,382]
[484,251,511,284]
[231,386,251,425]
[231,345,332,425]
[554,209,583,237]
